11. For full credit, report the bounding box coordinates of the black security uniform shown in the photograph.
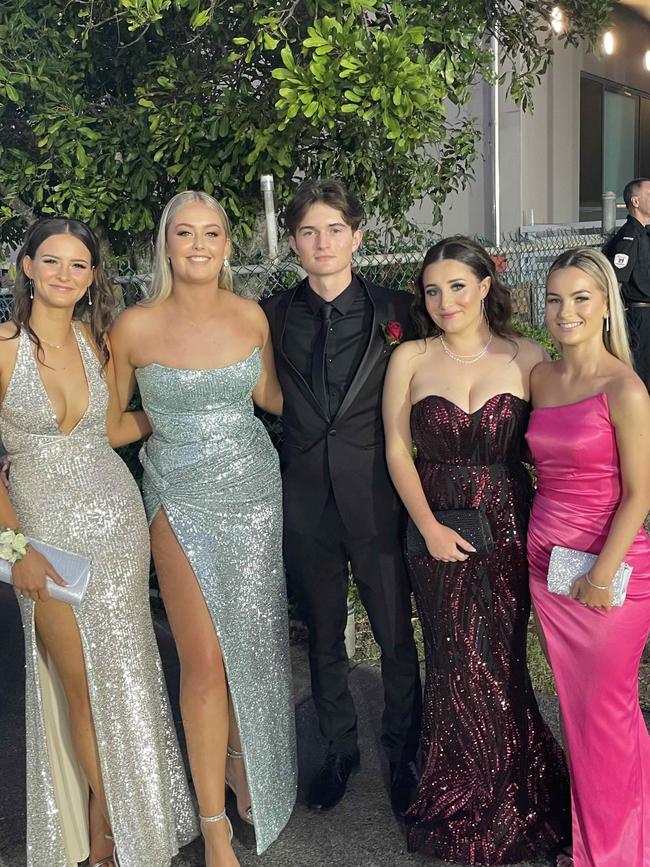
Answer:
[603,215,650,390]
[262,275,422,766]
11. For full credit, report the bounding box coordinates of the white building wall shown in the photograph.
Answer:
[408,5,650,240]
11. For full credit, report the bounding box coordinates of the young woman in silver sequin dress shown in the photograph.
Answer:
[111,191,297,867]
[0,219,197,867]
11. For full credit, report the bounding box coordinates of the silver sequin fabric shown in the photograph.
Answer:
[0,326,198,867]
[135,347,297,855]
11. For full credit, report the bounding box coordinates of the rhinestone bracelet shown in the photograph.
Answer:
[585,570,611,591]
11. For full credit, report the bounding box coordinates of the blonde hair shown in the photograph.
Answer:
[547,246,634,368]
[144,190,233,305]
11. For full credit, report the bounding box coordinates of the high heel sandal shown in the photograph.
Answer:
[225,746,254,825]
[90,835,119,867]
[199,808,234,842]
[90,851,118,867]
[556,846,574,866]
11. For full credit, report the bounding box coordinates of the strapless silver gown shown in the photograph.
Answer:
[0,326,197,867]
[135,347,297,854]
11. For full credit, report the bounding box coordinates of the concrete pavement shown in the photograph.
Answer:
[0,583,556,867]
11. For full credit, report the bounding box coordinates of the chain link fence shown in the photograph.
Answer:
[1,226,607,454]
[1,226,608,322]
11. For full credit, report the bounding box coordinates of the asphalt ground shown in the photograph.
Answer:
[0,583,560,867]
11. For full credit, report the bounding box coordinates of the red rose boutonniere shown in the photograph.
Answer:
[381,320,403,346]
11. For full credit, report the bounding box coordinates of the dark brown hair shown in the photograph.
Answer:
[412,235,517,340]
[623,177,650,210]
[13,218,118,365]
[283,178,364,235]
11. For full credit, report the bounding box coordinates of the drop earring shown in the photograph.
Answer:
[29,279,34,300]
[605,315,610,333]
[224,256,230,268]
[87,285,93,307]
[481,297,490,325]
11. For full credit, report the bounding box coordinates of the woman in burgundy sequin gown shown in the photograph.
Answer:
[383,237,571,865]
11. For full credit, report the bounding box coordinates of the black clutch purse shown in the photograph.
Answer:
[406,509,494,558]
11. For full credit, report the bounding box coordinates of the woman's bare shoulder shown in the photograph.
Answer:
[0,322,21,386]
[0,321,21,358]
[0,321,19,342]
[605,368,650,419]
[528,358,559,396]
[111,303,158,338]
[390,337,430,365]
[512,335,548,365]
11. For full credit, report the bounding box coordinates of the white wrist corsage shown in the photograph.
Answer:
[0,528,29,563]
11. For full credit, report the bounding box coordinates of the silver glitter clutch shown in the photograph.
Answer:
[547,545,632,608]
[0,538,91,606]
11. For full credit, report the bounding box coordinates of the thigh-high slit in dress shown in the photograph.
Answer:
[0,325,197,867]
[135,347,297,854]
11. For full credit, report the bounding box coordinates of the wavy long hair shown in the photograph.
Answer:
[145,190,233,305]
[412,235,517,340]
[13,218,117,365]
[547,247,633,368]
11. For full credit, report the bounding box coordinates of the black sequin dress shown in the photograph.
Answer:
[405,394,570,865]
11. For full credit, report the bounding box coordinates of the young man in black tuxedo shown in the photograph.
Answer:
[262,179,422,814]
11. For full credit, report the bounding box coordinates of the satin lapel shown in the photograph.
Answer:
[278,282,329,421]
[333,281,385,421]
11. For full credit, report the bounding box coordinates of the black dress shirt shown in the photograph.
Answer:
[284,276,372,418]
[603,215,650,302]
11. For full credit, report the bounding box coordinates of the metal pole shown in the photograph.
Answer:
[491,36,501,246]
[260,174,279,260]
[602,191,617,236]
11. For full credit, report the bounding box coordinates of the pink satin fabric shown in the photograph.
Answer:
[527,392,650,867]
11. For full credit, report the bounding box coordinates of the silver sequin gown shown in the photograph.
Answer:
[135,347,297,854]
[0,325,198,867]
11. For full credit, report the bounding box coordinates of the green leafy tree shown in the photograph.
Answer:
[0,0,613,257]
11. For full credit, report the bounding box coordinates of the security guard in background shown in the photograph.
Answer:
[603,177,650,391]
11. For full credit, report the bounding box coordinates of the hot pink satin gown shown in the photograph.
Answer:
[527,392,650,867]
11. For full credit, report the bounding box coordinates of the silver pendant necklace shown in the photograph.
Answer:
[440,331,493,364]
[30,324,73,350]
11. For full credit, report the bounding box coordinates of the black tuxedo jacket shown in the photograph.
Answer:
[262,275,415,538]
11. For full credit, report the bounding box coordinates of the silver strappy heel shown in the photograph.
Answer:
[90,835,119,867]
[225,746,254,825]
[199,807,234,841]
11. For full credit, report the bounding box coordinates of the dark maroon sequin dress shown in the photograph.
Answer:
[405,393,570,865]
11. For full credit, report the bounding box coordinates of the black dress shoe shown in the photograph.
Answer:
[307,750,360,811]
[390,759,419,816]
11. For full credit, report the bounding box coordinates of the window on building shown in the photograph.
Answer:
[580,74,650,220]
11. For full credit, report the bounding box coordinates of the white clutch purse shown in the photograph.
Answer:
[0,538,91,607]
[547,545,632,608]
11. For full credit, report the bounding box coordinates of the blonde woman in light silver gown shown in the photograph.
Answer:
[111,191,297,867]
[0,218,197,867]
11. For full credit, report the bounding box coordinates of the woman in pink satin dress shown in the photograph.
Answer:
[527,247,650,867]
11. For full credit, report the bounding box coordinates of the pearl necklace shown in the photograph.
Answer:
[439,331,493,365]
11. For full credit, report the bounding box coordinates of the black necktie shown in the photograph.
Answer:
[311,302,332,415]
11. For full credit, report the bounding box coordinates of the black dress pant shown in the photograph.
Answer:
[284,491,422,764]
